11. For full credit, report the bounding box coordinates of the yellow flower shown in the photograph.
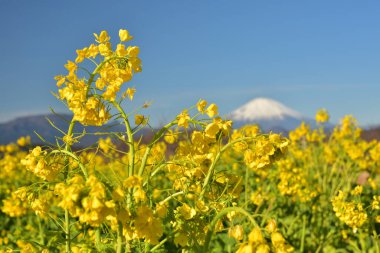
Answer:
[127,46,140,57]
[178,204,196,220]
[134,206,163,245]
[134,188,147,202]
[124,87,136,100]
[155,203,168,218]
[116,44,128,57]
[315,109,329,123]
[174,232,188,247]
[236,243,253,253]
[54,75,65,87]
[64,60,77,74]
[1,192,28,217]
[87,44,99,58]
[95,78,106,90]
[205,122,220,138]
[195,199,209,213]
[266,219,277,233]
[256,244,270,253]
[99,137,115,153]
[371,196,380,210]
[98,42,112,56]
[143,101,151,108]
[248,227,264,244]
[228,225,244,241]
[16,241,35,253]
[191,131,206,148]
[271,232,285,247]
[135,114,147,125]
[94,30,110,43]
[351,185,363,196]
[75,47,88,63]
[206,103,218,118]
[123,176,143,188]
[17,136,31,147]
[197,99,208,113]
[63,134,77,145]
[119,29,134,42]
[32,146,42,156]
[177,110,190,128]
[219,118,233,135]
[164,130,178,144]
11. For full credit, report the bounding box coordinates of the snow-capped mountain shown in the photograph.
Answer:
[229,97,314,132]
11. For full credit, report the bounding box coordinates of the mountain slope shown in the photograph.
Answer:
[229,97,314,132]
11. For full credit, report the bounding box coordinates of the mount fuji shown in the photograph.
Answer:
[229,97,315,132]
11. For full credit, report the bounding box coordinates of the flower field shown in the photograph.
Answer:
[0,29,379,253]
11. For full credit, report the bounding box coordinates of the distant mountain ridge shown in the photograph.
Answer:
[0,114,126,146]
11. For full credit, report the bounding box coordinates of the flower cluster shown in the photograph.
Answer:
[21,146,62,181]
[236,223,294,253]
[56,29,141,126]
[55,175,116,227]
[332,190,368,232]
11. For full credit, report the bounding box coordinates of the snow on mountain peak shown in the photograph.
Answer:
[230,97,303,122]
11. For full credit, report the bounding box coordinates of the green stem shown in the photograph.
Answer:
[38,216,45,245]
[95,228,101,250]
[63,119,76,178]
[199,151,221,199]
[138,121,177,177]
[142,162,168,187]
[114,102,135,177]
[245,165,249,207]
[300,215,306,252]
[116,221,124,253]
[50,149,88,179]
[65,209,71,253]
[64,119,76,253]
[150,238,168,252]
[159,191,184,205]
[373,229,380,253]
[199,137,257,199]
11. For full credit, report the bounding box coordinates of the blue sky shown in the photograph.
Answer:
[0,0,379,126]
